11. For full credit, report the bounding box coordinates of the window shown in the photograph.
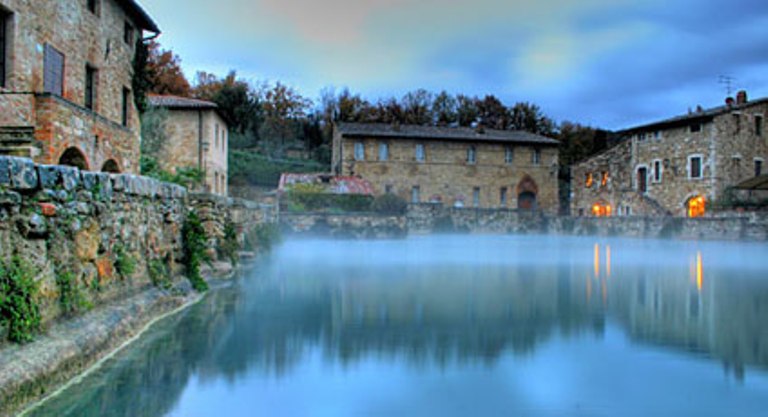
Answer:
[500,187,507,207]
[0,9,8,88]
[532,149,541,165]
[585,172,593,188]
[467,146,476,164]
[378,143,388,161]
[653,160,662,183]
[733,114,741,134]
[601,171,609,187]
[756,116,763,136]
[385,184,393,194]
[756,159,764,177]
[121,87,130,126]
[43,44,64,96]
[84,64,96,110]
[689,155,703,179]
[473,187,480,208]
[505,146,513,164]
[653,131,661,141]
[690,123,701,133]
[124,21,134,45]
[215,123,220,150]
[637,166,648,193]
[415,143,425,162]
[411,186,420,203]
[353,142,364,161]
[87,0,99,14]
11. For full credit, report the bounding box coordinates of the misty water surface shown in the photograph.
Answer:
[27,235,768,417]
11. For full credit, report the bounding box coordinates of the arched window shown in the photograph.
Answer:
[58,147,89,170]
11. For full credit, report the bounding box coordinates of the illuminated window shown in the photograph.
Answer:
[585,172,593,188]
[601,171,609,187]
[591,203,612,217]
[687,195,706,218]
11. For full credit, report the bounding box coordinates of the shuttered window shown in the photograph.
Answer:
[85,65,96,110]
[0,11,7,88]
[43,44,64,96]
[121,87,130,126]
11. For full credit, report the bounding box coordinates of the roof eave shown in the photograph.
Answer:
[121,0,160,33]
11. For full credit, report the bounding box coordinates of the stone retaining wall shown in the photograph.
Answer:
[0,156,273,332]
[282,203,768,241]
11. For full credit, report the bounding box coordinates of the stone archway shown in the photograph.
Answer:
[101,159,121,173]
[58,147,89,171]
[516,175,539,211]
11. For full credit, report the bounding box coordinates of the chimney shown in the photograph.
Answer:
[725,97,735,107]
[696,105,704,113]
[736,90,748,105]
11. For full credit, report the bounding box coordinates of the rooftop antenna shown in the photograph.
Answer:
[718,75,735,97]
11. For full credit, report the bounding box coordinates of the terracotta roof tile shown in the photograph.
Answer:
[336,122,559,146]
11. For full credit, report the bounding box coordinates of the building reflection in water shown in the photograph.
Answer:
[26,238,768,417]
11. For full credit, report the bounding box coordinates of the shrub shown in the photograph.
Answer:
[148,258,173,290]
[56,271,92,317]
[286,192,373,213]
[114,244,137,279]
[371,194,408,214]
[0,257,41,344]
[183,210,210,292]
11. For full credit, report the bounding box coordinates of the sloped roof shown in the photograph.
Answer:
[148,95,218,110]
[120,0,160,33]
[618,96,768,134]
[278,173,375,196]
[336,122,559,146]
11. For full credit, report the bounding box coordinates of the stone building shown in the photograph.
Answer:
[572,91,768,217]
[0,0,159,173]
[332,123,560,212]
[148,95,229,196]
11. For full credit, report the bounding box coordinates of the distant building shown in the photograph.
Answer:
[571,91,768,217]
[148,95,229,196]
[0,0,159,173]
[332,122,560,212]
[278,173,375,196]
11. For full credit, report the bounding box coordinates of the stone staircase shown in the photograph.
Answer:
[638,193,673,216]
[0,126,38,158]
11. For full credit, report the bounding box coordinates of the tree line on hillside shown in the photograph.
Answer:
[134,40,611,212]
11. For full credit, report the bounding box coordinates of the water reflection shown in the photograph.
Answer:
[28,236,768,417]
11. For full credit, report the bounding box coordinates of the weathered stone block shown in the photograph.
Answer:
[37,164,62,189]
[59,166,81,191]
[81,172,99,190]
[0,156,13,186]
[8,157,39,190]
[111,174,127,192]
[0,191,22,206]
[17,213,47,238]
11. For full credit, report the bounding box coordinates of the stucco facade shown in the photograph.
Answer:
[148,95,229,196]
[333,123,560,213]
[0,0,158,173]
[572,93,768,217]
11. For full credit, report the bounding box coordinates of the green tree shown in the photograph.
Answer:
[432,91,458,126]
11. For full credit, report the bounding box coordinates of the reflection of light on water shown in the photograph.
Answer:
[594,244,600,278]
[606,245,611,278]
[696,251,704,292]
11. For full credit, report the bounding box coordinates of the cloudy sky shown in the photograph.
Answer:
[139,0,768,130]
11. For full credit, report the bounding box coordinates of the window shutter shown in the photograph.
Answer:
[44,44,64,95]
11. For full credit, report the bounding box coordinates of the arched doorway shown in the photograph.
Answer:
[101,159,121,173]
[516,174,539,211]
[686,195,706,218]
[58,147,89,170]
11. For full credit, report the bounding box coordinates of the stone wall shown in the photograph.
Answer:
[333,132,559,214]
[0,156,273,331]
[281,203,768,241]
[281,212,407,239]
